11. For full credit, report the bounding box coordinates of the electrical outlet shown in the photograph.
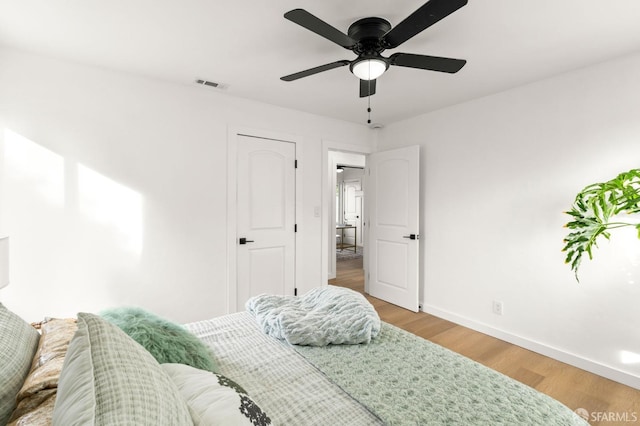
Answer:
[492,300,504,316]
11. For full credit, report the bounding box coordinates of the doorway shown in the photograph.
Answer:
[336,166,364,257]
[328,151,366,280]
[324,144,421,313]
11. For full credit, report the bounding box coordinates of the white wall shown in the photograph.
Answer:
[0,47,372,323]
[378,52,640,387]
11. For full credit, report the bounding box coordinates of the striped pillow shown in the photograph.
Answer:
[52,312,193,426]
[0,302,40,425]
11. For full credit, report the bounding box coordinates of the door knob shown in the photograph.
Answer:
[402,234,419,240]
[239,238,255,245]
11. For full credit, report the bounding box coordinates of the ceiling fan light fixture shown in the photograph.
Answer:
[351,58,388,80]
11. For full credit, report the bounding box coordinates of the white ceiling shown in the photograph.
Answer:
[1,0,640,126]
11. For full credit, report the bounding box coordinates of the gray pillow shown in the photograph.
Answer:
[0,302,40,425]
[52,312,193,426]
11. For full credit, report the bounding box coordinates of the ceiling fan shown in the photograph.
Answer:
[280,0,468,98]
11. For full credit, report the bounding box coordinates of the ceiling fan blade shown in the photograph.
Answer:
[389,53,466,73]
[382,0,468,49]
[359,79,376,98]
[281,60,351,82]
[284,9,356,49]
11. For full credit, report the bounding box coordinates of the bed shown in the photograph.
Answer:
[1,291,588,425]
[187,311,588,425]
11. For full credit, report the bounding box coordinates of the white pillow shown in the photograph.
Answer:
[161,363,271,426]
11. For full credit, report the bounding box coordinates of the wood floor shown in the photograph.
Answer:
[330,257,640,426]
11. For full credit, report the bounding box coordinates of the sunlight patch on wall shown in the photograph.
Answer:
[608,224,640,285]
[579,223,640,286]
[620,350,640,365]
[3,128,64,206]
[77,164,143,255]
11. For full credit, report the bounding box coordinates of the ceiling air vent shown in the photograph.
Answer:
[195,79,229,90]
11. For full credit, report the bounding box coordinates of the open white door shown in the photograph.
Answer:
[367,145,420,312]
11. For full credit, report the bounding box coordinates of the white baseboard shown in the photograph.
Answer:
[421,303,640,390]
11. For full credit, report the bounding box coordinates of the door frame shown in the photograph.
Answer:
[321,140,372,284]
[227,126,303,313]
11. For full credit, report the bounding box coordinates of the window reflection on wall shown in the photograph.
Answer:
[78,164,143,255]
[4,128,64,206]
[2,128,143,256]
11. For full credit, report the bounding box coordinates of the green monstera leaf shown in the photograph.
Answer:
[562,169,640,281]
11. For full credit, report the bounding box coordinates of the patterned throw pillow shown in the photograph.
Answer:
[52,312,193,426]
[0,303,40,425]
[161,363,271,426]
[9,318,77,425]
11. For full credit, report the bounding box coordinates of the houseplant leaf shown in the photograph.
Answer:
[562,168,640,281]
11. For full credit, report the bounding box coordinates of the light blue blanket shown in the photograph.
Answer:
[246,285,381,346]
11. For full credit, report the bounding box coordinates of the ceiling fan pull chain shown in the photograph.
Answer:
[367,85,372,124]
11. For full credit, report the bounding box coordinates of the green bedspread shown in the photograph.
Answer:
[293,322,588,425]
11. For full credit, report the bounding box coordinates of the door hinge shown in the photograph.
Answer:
[294,288,298,296]
[295,159,298,169]
[294,224,297,232]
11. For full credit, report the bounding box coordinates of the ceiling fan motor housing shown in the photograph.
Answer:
[348,17,392,55]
